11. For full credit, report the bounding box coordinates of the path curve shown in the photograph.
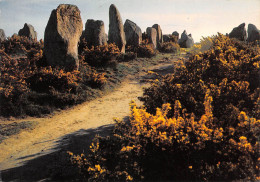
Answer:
[0,54,181,175]
[0,79,146,171]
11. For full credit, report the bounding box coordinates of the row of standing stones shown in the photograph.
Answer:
[0,4,260,71]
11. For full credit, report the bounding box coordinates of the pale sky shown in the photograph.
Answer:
[0,0,259,42]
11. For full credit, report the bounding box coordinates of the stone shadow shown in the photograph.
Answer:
[1,123,116,181]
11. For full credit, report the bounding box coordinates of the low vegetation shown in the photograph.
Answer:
[127,40,158,58]
[0,35,161,118]
[159,41,180,53]
[69,33,260,181]
[189,36,214,54]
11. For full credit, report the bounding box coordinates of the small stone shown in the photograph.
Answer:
[152,24,163,47]
[146,27,157,49]
[124,19,142,47]
[178,30,194,48]
[18,23,37,41]
[247,23,260,43]
[84,19,107,47]
[0,29,6,42]
[229,23,247,41]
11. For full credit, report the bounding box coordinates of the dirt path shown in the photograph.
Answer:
[0,79,147,170]
[0,54,181,181]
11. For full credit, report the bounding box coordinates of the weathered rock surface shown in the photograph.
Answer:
[108,4,126,53]
[163,34,171,42]
[178,30,194,48]
[152,24,163,47]
[0,29,6,42]
[44,4,83,71]
[80,30,85,41]
[146,27,157,48]
[162,34,178,43]
[124,19,142,47]
[229,23,247,41]
[248,23,260,43]
[105,33,108,42]
[172,31,179,39]
[18,23,37,41]
[85,19,107,47]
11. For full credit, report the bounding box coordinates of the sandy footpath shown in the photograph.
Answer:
[0,78,146,171]
[0,54,180,175]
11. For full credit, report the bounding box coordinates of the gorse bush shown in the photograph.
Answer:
[70,100,259,181]
[70,33,260,181]
[189,36,214,55]
[127,40,158,58]
[159,41,180,53]
[0,36,108,117]
[81,43,120,67]
[0,34,43,54]
[141,33,260,120]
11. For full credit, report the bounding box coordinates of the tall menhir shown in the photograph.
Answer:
[44,4,83,71]
[108,4,126,53]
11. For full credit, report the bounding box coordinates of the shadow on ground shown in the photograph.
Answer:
[1,123,116,181]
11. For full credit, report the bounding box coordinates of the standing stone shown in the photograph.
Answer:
[0,29,6,42]
[152,24,163,47]
[80,30,86,41]
[146,27,157,49]
[162,34,178,43]
[44,4,83,71]
[248,23,260,43]
[18,23,37,41]
[105,33,108,42]
[163,34,171,42]
[172,31,179,39]
[85,19,107,47]
[185,36,194,48]
[229,23,247,41]
[178,30,194,48]
[108,4,126,53]
[124,19,142,47]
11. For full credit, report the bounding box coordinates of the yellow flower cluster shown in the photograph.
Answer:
[190,36,214,54]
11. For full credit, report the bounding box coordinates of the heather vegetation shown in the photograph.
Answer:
[0,35,159,117]
[69,34,260,181]
[126,40,158,58]
[158,41,180,53]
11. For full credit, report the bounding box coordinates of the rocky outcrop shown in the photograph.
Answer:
[0,29,6,42]
[247,23,260,43]
[229,23,247,41]
[108,4,126,53]
[124,19,142,47]
[146,27,157,48]
[178,30,194,48]
[152,24,163,47]
[44,4,83,71]
[84,19,107,47]
[18,23,37,41]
